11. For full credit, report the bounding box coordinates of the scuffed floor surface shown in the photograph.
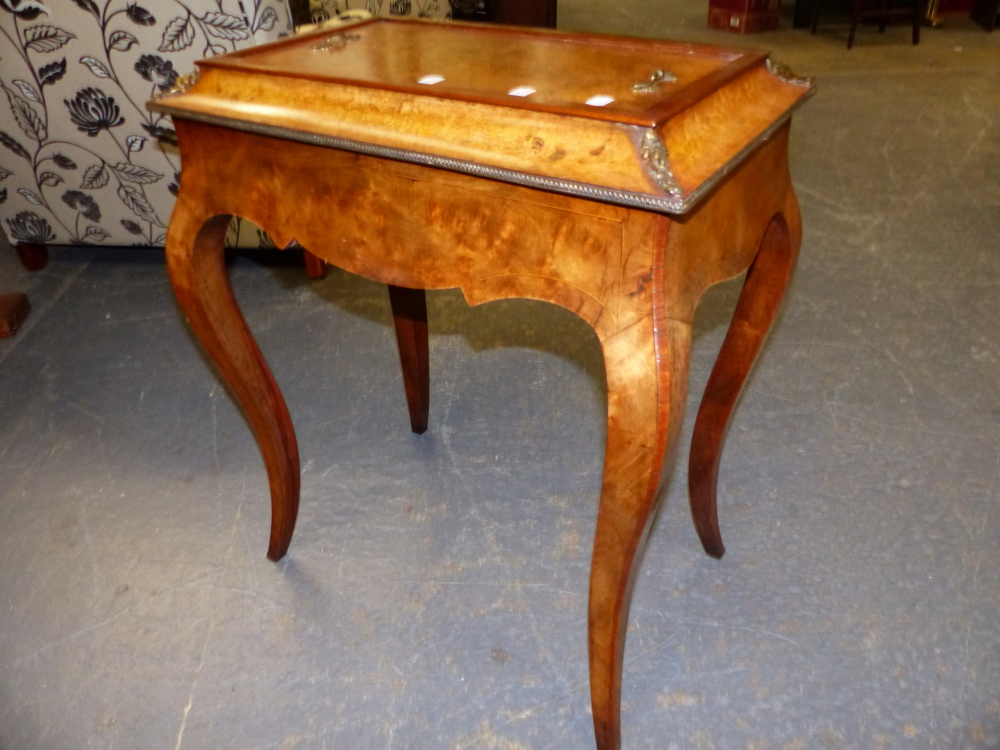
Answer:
[1,8,998,749]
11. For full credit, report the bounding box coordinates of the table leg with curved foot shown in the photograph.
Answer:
[388,285,430,435]
[688,214,799,559]
[165,203,301,562]
[589,316,691,750]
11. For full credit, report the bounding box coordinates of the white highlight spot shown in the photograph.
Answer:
[585,95,614,107]
[508,86,536,97]
[418,75,445,85]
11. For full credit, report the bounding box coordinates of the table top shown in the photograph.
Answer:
[150,19,813,214]
[201,21,761,128]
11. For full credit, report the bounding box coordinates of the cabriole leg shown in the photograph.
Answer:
[165,201,301,562]
[589,316,691,750]
[688,214,798,559]
[388,285,430,434]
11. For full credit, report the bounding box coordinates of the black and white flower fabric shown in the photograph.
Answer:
[0,0,293,247]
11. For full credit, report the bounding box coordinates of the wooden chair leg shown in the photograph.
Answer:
[589,316,691,750]
[15,243,48,271]
[165,203,300,561]
[810,0,824,33]
[0,293,30,337]
[387,285,430,434]
[303,249,327,279]
[688,214,799,559]
[913,0,923,42]
[848,0,862,46]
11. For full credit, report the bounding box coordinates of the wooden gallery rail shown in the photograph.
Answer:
[150,19,813,750]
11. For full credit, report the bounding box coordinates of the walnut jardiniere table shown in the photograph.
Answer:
[149,19,812,750]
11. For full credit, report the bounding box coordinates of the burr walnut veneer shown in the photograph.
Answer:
[150,19,812,750]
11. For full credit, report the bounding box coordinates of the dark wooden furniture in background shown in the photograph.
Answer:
[798,0,976,29]
[708,0,781,33]
[13,243,48,272]
[931,0,976,16]
[150,19,812,750]
[286,0,313,26]
[794,0,817,27]
[971,0,999,27]
[452,0,557,26]
[811,0,926,46]
[494,0,557,26]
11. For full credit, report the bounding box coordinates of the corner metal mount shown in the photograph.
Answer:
[638,130,684,199]
[153,69,200,101]
[765,58,813,88]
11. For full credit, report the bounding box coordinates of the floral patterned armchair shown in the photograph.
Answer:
[0,0,294,257]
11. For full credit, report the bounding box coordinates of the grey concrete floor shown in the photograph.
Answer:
[1,5,999,749]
